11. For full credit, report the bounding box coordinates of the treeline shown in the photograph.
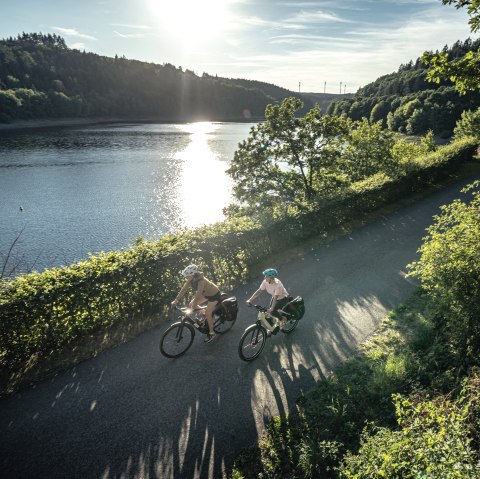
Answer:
[0,32,319,123]
[327,37,480,136]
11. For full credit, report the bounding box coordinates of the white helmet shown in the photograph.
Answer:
[182,264,199,276]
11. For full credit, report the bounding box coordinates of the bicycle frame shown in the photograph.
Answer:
[249,303,293,329]
[173,305,209,333]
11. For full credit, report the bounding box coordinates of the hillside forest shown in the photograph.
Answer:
[328,37,480,137]
[0,33,319,123]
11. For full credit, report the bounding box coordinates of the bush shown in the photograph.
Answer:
[339,376,480,478]
[408,180,480,368]
[454,107,480,140]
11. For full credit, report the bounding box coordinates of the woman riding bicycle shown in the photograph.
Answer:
[246,268,289,328]
[171,264,221,343]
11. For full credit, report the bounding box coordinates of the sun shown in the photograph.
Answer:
[148,0,232,45]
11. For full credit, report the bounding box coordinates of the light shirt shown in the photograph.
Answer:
[260,278,288,299]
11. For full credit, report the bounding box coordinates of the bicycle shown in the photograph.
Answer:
[160,294,238,358]
[238,302,301,361]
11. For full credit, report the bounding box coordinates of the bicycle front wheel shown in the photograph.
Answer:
[238,324,267,361]
[160,322,195,358]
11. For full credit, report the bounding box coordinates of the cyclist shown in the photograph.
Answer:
[171,264,221,343]
[246,268,290,330]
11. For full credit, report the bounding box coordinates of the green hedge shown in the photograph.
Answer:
[0,137,478,374]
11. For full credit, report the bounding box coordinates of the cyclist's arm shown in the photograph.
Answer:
[172,279,190,305]
[246,288,263,303]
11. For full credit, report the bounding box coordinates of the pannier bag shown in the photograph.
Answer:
[215,293,239,321]
[286,296,305,320]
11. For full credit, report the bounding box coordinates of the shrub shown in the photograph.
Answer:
[339,376,480,478]
[408,180,480,368]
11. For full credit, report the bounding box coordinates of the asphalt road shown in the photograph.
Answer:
[1,176,477,479]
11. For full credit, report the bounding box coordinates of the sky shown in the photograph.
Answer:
[1,0,478,94]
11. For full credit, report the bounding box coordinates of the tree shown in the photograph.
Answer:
[453,106,480,139]
[342,119,396,181]
[422,1,480,93]
[226,97,352,219]
[408,181,480,366]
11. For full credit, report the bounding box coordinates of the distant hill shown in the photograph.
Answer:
[327,37,480,136]
[0,33,315,123]
[302,92,354,112]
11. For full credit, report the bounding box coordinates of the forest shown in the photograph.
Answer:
[327,37,480,137]
[0,32,316,123]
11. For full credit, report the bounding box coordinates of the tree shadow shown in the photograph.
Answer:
[1,193,446,478]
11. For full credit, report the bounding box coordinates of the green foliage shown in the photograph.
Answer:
[231,284,480,479]
[230,291,442,478]
[0,33,313,122]
[329,38,480,135]
[339,378,480,478]
[227,97,352,217]
[408,181,480,367]
[423,48,480,94]
[422,2,480,95]
[0,129,477,391]
[442,0,480,34]
[454,107,480,139]
[227,98,434,220]
[342,119,396,181]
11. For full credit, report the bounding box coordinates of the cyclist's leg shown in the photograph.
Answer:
[272,297,289,326]
[205,300,217,335]
[271,297,289,316]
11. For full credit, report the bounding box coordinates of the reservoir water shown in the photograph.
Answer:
[0,121,254,276]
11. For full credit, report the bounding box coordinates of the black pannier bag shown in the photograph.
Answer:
[285,296,305,320]
[215,293,239,321]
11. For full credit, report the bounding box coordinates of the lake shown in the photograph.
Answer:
[0,121,255,276]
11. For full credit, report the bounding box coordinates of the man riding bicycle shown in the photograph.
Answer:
[171,264,221,343]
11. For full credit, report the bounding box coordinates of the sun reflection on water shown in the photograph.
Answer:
[174,122,232,229]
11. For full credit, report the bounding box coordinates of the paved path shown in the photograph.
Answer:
[1,176,477,479]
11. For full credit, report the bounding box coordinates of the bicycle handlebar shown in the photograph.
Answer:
[247,303,268,313]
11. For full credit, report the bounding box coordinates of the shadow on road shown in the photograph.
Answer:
[5,179,467,478]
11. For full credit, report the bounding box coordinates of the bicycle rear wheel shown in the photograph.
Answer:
[213,311,237,334]
[160,322,195,358]
[238,324,267,361]
[281,315,300,334]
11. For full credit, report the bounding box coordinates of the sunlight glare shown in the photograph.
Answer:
[175,122,232,228]
[148,0,232,45]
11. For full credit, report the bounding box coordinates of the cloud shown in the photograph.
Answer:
[111,24,150,30]
[52,27,97,40]
[113,30,148,39]
[287,10,354,25]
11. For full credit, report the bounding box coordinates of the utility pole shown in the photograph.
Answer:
[324,81,326,94]
[340,81,342,94]
[299,81,301,93]
[344,84,346,94]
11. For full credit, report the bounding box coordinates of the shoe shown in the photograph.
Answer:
[271,323,280,335]
[204,332,217,343]
[279,318,287,330]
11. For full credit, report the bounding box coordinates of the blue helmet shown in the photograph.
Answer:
[263,268,278,278]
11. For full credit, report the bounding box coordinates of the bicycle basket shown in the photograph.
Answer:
[286,296,305,320]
